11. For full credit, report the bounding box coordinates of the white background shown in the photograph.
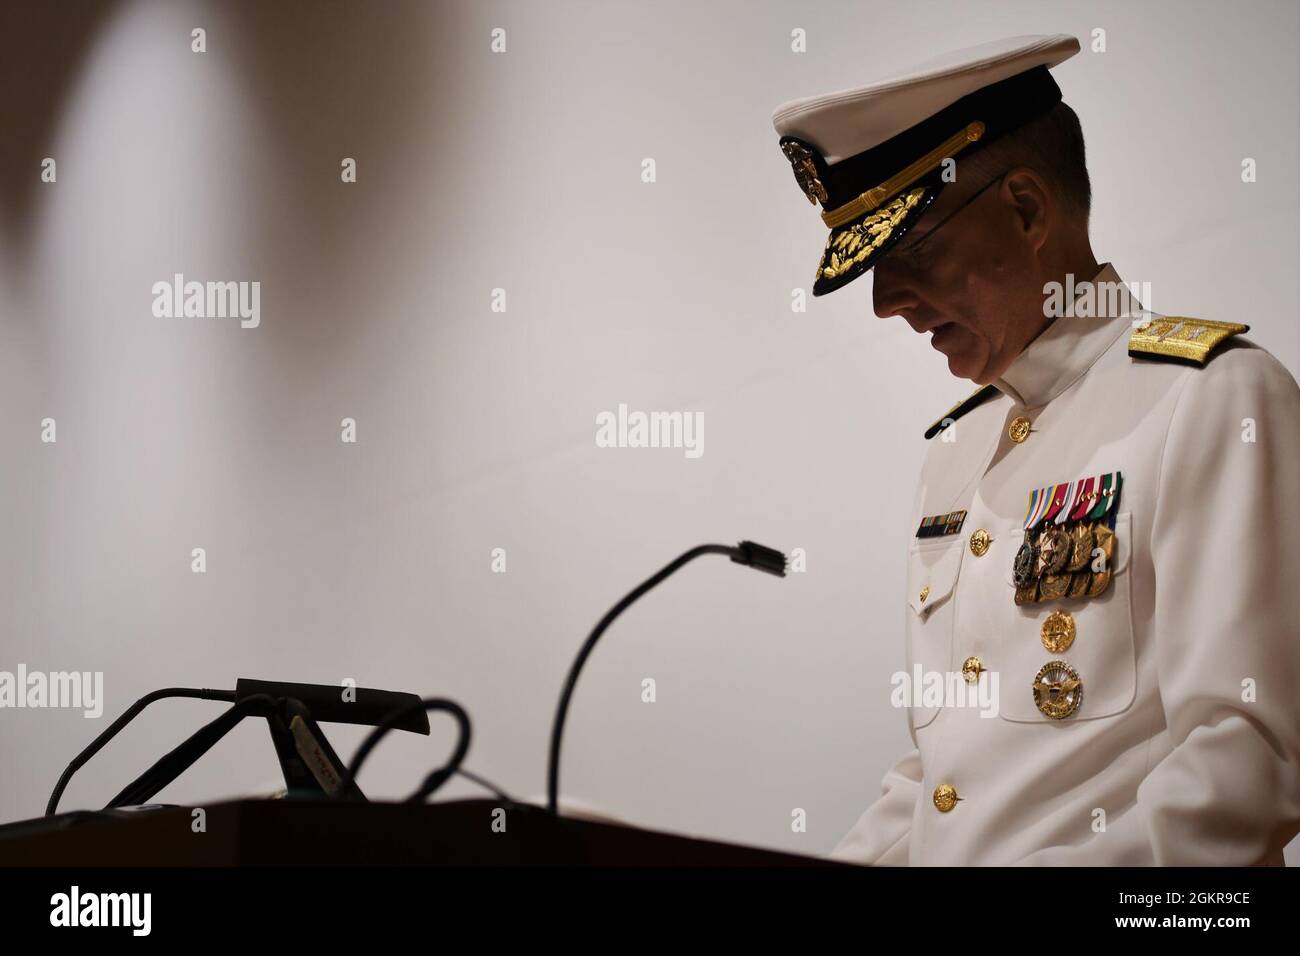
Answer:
[1,0,1296,862]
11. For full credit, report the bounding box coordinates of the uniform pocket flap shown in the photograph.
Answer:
[907,538,965,617]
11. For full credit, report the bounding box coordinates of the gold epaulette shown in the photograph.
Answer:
[1128,316,1249,366]
[924,384,999,440]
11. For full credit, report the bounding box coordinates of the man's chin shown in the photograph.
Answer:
[943,349,988,383]
[929,328,988,383]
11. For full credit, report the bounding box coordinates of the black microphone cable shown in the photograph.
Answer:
[343,697,472,803]
[546,540,786,816]
[455,768,517,805]
[46,687,237,816]
[104,693,283,809]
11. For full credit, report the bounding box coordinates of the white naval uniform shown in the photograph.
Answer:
[832,263,1300,865]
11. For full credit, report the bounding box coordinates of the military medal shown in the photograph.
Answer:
[1067,520,1093,572]
[1083,476,1120,596]
[1087,523,1116,597]
[1067,571,1091,599]
[1039,479,1077,574]
[1012,531,1037,588]
[1039,572,1070,601]
[1012,528,1038,604]
[1033,660,1082,719]
[1013,471,1123,607]
[1036,526,1070,576]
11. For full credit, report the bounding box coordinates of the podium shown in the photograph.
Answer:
[0,799,841,866]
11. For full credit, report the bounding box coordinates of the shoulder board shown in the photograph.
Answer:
[1128,316,1249,367]
[924,384,999,440]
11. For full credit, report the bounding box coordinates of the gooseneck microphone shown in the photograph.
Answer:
[546,540,787,816]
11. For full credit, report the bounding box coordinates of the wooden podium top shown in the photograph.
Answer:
[0,798,841,867]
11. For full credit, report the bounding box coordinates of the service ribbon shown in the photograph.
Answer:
[1024,485,1052,530]
[1068,476,1098,522]
[1053,479,1080,525]
[1041,482,1071,525]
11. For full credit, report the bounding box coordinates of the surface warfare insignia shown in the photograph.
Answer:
[916,510,967,539]
[1013,472,1122,606]
[780,139,829,206]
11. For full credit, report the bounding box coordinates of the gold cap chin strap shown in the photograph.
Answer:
[821,121,986,229]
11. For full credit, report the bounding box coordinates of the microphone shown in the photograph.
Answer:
[234,679,431,734]
[546,540,787,816]
[47,679,433,815]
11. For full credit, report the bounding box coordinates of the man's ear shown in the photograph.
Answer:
[1003,167,1051,252]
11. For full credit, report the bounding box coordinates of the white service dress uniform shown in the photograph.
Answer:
[770,34,1300,865]
[830,267,1300,865]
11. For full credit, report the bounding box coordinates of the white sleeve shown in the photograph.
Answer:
[828,747,921,865]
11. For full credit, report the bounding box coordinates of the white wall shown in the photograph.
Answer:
[1,0,1296,861]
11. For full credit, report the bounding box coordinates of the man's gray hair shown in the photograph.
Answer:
[963,101,1092,219]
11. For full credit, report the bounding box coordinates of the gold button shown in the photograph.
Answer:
[919,585,930,603]
[969,528,991,556]
[933,784,959,813]
[961,656,984,683]
[1008,416,1032,443]
[1040,609,1076,653]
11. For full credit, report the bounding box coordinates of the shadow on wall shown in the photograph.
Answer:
[0,0,119,255]
[0,0,464,321]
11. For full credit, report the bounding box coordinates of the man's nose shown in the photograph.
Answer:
[871,261,917,319]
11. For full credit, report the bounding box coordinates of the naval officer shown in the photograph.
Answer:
[772,34,1300,865]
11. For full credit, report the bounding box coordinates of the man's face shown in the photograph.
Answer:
[870,171,1049,385]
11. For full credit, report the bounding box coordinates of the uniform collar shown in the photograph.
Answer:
[993,262,1136,409]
